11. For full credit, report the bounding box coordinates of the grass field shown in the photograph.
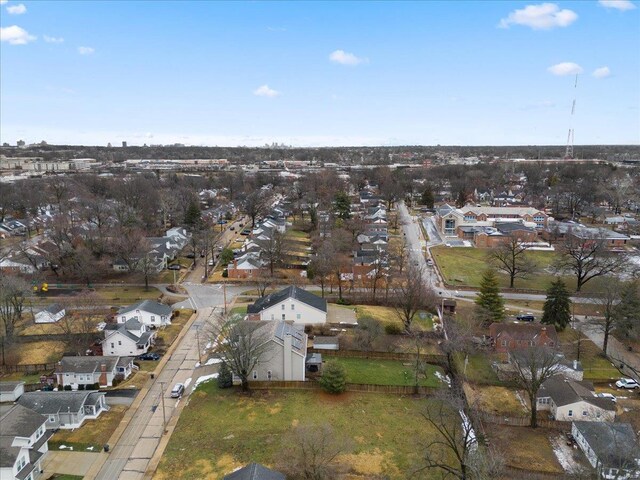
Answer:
[155,309,194,352]
[229,304,249,317]
[456,353,502,385]
[558,329,621,382]
[20,315,105,336]
[5,340,66,365]
[463,384,525,416]
[488,425,563,474]
[49,405,127,451]
[332,357,444,387]
[155,386,454,480]
[354,305,434,331]
[431,246,601,293]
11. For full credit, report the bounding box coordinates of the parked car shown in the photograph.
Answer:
[167,264,181,270]
[241,229,251,235]
[516,313,535,322]
[170,383,185,398]
[185,253,196,259]
[230,226,235,231]
[596,392,617,402]
[217,220,228,225]
[615,378,639,389]
[137,352,161,361]
[208,259,215,266]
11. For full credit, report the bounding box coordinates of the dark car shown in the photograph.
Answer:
[241,229,251,235]
[516,314,535,322]
[137,352,161,361]
[167,264,181,270]
[185,253,196,259]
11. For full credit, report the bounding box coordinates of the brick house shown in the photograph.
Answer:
[489,323,558,354]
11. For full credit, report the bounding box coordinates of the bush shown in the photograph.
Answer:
[319,361,347,394]
[63,385,72,391]
[222,269,229,278]
[217,362,233,389]
[336,298,352,306]
[384,323,403,335]
[92,382,100,390]
[78,384,85,390]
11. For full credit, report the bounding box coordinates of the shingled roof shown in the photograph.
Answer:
[538,375,616,411]
[247,286,327,314]
[573,422,640,470]
[118,300,172,317]
[224,463,285,480]
[18,391,105,415]
[490,322,558,344]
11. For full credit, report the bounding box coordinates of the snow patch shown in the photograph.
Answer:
[184,377,192,389]
[205,357,222,366]
[434,371,451,387]
[549,435,586,474]
[59,445,73,451]
[86,446,94,451]
[194,362,201,368]
[193,373,218,389]
[459,410,477,452]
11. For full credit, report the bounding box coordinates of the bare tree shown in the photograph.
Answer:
[57,290,103,356]
[308,242,337,298]
[251,272,273,297]
[207,312,273,392]
[260,230,289,276]
[510,347,563,428]
[488,236,536,288]
[393,263,435,333]
[558,233,627,292]
[389,235,409,275]
[243,190,269,227]
[279,424,352,480]
[0,275,31,340]
[354,316,383,353]
[589,278,623,355]
[416,388,504,480]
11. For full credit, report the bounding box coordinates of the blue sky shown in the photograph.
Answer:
[1,1,638,146]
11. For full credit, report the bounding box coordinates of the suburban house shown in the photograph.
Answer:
[543,221,630,249]
[572,421,640,480]
[247,286,327,325]
[0,382,25,403]
[117,300,172,327]
[17,391,109,430]
[102,319,155,356]
[536,375,616,422]
[244,321,308,382]
[227,252,267,279]
[223,462,286,480]
[34,304,65,324]
[489,323,558,354]
[509,350,584,381]
[0,403,51,480]
[56,356,134,388]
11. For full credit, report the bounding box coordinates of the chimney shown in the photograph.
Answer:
[99,363,108,386]
[573,360,578,370]
[283,332,292,381]
[233,259,238,268]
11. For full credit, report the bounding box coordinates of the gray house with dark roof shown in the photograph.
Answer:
[17,391,108,430]
[247,286,327,325]
[0,403,51,480]
[117,300,172,327]
[223,463,285,480]
[102,319,155,356]
[572,421,640,479]
[537,375,616,422]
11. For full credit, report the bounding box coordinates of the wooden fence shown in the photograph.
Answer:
[479,412,570,430]
[248,380,438,395]
[307,348,448,367]
[0,362,57,374]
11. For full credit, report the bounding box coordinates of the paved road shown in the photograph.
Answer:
[94,285,237,480]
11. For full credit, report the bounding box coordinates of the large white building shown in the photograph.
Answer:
[247,286,327,325]
[117,300,172,327]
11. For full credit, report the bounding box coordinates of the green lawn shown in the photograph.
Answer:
[229,304,248,317]
[431,246,601,293]
[354,305,434,332]
[456,353,503,386]
[49,405,127,451]
[558,329,621,382]
[332,357,444,387]
[95,286,162,304]
[45,475,84,480]
[155,386,453,480]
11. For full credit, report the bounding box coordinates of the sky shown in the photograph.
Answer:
[1,0,639,147]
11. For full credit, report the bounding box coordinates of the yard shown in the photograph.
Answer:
[431,246,602,293]
[354,305,434,331]
[463,383,526,417]
[332,357,444,387]
[455,353,502,385]
[154,308,194,352]
[49,405,127,452]
[154,386,455,480]
[229,303,249,317]
[4,340,66,365]
[558,329,621,382]
[19,314,106,336]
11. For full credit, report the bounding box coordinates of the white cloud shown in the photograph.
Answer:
[0,0,8,5]
[547,62,583,76]
[329,49,367,66]
[499,3,578,29]
[77,46,95,55]
[0,25,36,44]
[598,0,636,10]
[592,66,611,78]
[253,84,280,97]
[43,35,64,43]
[6,3,26,14]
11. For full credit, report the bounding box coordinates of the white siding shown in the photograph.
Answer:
[259,299,326,325]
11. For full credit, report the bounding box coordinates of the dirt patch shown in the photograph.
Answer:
[267,403,282,415]
[317,391,355,404]
[488,425,564,474]
[216,454,242,476]
[291,419,299,427]
[337,449,400,477]
[464,383,526,416]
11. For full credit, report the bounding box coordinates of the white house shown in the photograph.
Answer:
[244,321,307,382]
[0,403,51,480]
[56,356,134,388]
[117,300,172,327]
[536,375,616,422]
[0,382,25,403]
[102,319,155,356]
[572,422,640,479]
[34,304,65,324]
[17,391,109,430]
[247,286,327,325]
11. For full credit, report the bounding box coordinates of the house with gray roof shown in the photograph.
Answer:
[34,304,65,324]
[223,463,285,480]
[102,319,155,356]
[0,403,51,480]
[117,300,172,327]
[241,321,307,382]
[56,356,134,388]
[247,286,327,325]
[572,421,640,479]
[17,391,108,430]
[0,381,25,403]
[537,375,616,422]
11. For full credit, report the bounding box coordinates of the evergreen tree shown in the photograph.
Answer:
[615,280,640,338]
[184,199,201,227]
[421,186,435,208]
[319,361,347,394]
[217,361,233,389]
[333,191,351,220]
[475,269,505,324]
[542,279,572,331]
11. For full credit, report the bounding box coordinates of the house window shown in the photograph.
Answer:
[568,410,573,417]
[252,371,258,380]
[270,314,274,320]
[49,415,56,422]
[281,304,285,311]
[151,316,155,322]
[121,316,126,322]
[297,314,301,320]
[118,341,122,345]
[582,411,587,416]
[291,304,295,311]
[267,370,272,380]
[111,343,114,348]
[282,314,285,320]
[501,340,507,346]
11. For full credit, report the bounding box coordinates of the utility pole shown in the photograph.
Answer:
[159,382,167,433]
[223,281,227,314]
[195,326,201,364]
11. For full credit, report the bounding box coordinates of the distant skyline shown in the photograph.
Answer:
[1,0,639,147]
